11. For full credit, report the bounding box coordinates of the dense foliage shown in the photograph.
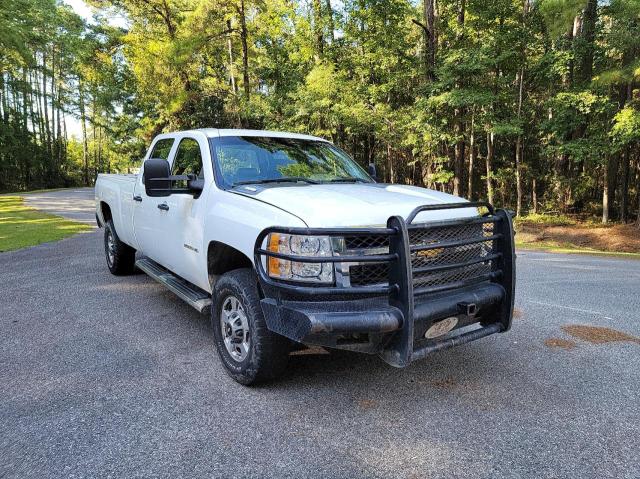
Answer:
[1,0,639,223]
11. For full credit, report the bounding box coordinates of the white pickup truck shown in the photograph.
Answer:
[95,129,515,384]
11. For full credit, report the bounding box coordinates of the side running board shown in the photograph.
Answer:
[136,258,212,314]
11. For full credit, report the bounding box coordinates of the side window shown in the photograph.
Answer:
[143,138,175,184]
[172,138,204,188]
[149,138,174,160]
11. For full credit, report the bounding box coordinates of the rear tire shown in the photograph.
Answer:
[104,220,135,275]
[212,268,290,385]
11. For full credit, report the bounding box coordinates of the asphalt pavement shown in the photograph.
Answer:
[1,188,639,478]
[22,188,97,224]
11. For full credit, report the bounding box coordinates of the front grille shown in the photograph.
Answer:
[350,262,389,286]
[410,221,496,293]
[344,235,389,250]
[348,219,499,293]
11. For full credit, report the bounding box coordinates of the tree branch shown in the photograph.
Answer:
[411,19,432,39]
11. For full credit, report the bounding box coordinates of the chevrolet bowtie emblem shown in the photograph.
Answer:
[416,245,444,258]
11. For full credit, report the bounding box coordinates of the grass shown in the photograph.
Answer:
[0,196,92,252]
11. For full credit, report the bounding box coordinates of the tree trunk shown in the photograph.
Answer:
[514,2,528,215]
[78,81,89,186]
[325,0,335,43]
[608,154,620,220]
[426,0,436,79]
[62,112,67,169]
[515,136,523,216]
[485,131,494,204]
[56,69,62,180]
[97,126,103,174]
[239,0,250,100]
[452,0,466,197]
[21,68,31,186]
[636,156,640,227]
[387,142,394,183]
[577,0,597,84]
[457,0,465,28]
[92,96,100,176]
[468,112,475,199]
[602,160,609,224]
[41,52,52,170]
[312,0,324,58]
[621,146,630,222]
[0,70,5,122]
[453,112,464,197]
[532,178,537,214]
[50,46,57,166]
[32,68,44,144]
[226,19,237,94]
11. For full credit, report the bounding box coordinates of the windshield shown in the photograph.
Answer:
[210,136,372,188]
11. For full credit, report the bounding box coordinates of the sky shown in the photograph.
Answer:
[62,0,127,138]
[63,0,129,28]
[63,0,93,20]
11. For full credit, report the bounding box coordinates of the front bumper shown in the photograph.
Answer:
[254,202,515,367]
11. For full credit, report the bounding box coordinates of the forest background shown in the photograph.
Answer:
[2,0,640,226]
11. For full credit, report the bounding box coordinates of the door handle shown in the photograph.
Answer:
[157,203,169,211]
[133,195,142,202]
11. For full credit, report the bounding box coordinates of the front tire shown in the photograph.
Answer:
[104,220,135,275]
[212,268,290,385]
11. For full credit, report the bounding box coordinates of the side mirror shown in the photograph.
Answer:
[367,163,378,182]
[187,177,205,194]
[143,159,171,197]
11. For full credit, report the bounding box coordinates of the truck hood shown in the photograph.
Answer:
[232,183,478,227]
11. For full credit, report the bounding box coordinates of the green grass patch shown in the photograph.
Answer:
[0,196,92,252]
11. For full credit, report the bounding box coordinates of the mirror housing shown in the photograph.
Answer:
[143,159,205,197]
[187,177,205,195]
[143,159,171,197]
[367,162,378,182]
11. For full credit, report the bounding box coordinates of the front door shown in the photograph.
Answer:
[161,136,209,290]
[133,137,176,264]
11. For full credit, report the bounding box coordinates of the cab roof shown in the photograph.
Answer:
[194,129,328,142]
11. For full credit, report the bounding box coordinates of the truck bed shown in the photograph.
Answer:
[95,173,139,248]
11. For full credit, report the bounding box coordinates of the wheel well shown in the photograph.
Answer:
[100,202,113,224]
[207,241,253,282]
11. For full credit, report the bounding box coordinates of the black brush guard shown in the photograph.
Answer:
[254,202,515,367]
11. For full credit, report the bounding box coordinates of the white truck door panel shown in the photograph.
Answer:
[160,193,208,289]
[132,179,169,264]
[161,135,210,290]
[132,137,177,265]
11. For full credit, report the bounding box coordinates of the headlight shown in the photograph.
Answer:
[267,233,334,283]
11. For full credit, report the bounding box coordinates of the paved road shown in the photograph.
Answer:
[22,188,96,224]
[1,189,639,478]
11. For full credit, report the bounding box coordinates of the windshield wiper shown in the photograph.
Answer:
[325,177,368,183]
[232,177,320,187]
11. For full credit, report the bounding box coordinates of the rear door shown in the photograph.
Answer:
[133,136,177,263]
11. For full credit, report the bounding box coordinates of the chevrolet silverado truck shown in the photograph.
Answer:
[95,129,515,385]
